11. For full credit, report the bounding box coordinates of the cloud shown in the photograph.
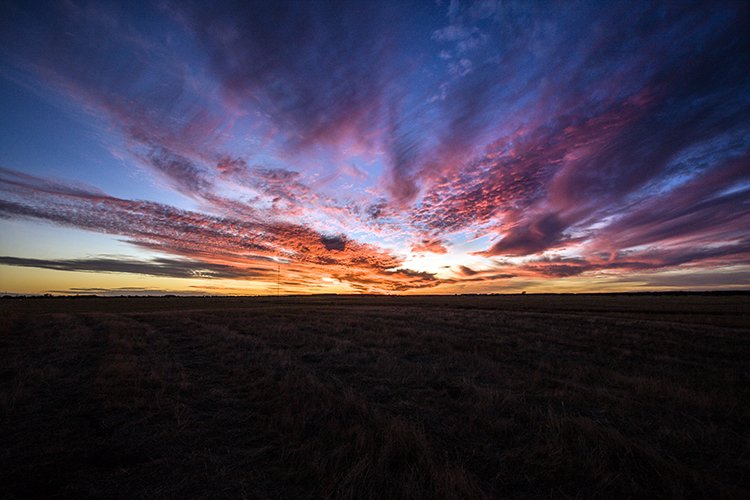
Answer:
[384,116,423,205]
[145,148,213,197]
[415,1,750,268]
[171,0,403,151]
[515,244,750,280]
[411,239,449,254]
[0,256,256,280]
[631,269,750,288]
[592,155,750,254]
[0,168,437,292]
[457,265,478,276]
[333,268,439,292]
[481,213,570,256]
[320,235,347,252]
[444,266,516,284]
[432,25,479,43]
[45,287,213,296]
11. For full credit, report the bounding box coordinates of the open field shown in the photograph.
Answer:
[1,294,748,498]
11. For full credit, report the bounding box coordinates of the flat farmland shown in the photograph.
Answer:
[1,294,748,498]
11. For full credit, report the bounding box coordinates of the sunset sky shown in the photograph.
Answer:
[1,0,749,295]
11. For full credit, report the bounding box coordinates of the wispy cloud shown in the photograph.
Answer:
[0,256,260,280]
[0,167,436,291]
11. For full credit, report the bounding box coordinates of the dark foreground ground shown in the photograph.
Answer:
[1,294,748,498]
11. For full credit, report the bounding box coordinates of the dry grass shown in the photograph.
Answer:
[1,294,748,498]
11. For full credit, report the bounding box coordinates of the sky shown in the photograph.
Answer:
[1,0,749,295]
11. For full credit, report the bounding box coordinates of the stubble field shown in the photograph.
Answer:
[1,294,748,498]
